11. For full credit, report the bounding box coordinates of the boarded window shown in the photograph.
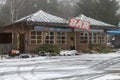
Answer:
[0,33,12,43]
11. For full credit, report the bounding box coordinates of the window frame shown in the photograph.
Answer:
[80,32,106,44]
[30,30,43,45]
[56,32,67,44]
[80,32,89,43]
[43,32,55,44]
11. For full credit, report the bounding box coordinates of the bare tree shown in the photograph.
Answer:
[0,0,77,25]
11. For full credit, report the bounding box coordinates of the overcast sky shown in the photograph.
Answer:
[0,0,6,3]
[0,0,119,13]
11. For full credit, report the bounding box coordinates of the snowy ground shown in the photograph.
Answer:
[0,51,120,80]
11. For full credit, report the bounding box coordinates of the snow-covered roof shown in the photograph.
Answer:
[16,10,67,23]
[75,14,115,27]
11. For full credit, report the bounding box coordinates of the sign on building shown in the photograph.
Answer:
[68,18,90,30]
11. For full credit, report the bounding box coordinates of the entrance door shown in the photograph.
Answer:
[69,32,76,50]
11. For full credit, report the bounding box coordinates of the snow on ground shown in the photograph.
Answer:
[93,74,120,80]
[0,52,120,80]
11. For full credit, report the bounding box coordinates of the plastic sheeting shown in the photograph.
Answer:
[107,29,120,34]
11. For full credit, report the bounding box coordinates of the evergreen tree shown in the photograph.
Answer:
[76,0,120,26]
[46,0,59,16]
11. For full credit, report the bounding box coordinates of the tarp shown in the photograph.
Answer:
[107,29,120,34]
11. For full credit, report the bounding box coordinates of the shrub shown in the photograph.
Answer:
[35,44,60,56]
[88,44,113,53]
[97,46,112,53]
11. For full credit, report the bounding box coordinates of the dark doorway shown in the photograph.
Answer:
[69,33,75,50]
[70,37,75,50]
[19,34,25,53]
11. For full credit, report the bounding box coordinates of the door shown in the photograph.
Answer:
[69,32,76,50]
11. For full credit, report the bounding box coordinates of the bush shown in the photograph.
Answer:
[88,44,113,53]
[34,44,60,56]
[97,46,112,53]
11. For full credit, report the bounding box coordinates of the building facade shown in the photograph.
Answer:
[0,10,115,53]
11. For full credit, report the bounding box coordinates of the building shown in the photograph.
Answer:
[0,10,115,53]
[107,28,120,47]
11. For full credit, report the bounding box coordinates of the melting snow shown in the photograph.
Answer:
[0,52,120,80]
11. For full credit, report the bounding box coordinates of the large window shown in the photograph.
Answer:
[30,31,42,45]
[30,31,67,45]
[89,33,97,44]
[80,32,106,44]
[98,33,106,43]
[56,32,66,44]
[80,33,88,43]
[89,32,106,44]
[44,32,54,44]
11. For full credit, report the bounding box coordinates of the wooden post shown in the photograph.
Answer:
[17,32,20,50]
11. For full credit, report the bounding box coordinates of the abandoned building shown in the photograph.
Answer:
[0,10,115,54]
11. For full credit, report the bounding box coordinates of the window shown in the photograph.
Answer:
[80,32,106,44]
[30,31,67,45]
[80,33,88,43]
[89,32,106,44]
[44,32,54,44]
[98,33,106,43]
[56,32,66,44]
[30,31,42,45]
[89,33,97,44]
